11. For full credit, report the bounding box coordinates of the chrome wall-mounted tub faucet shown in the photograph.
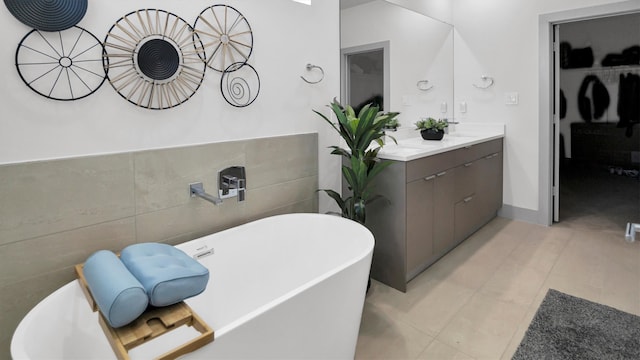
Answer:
[189,182,223,205]
[189,166,246,206]
[219,166,246,202]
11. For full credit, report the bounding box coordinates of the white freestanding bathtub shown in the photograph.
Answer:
[11,213,374,359]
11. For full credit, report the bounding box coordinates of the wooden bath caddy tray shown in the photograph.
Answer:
[75,263,214,360]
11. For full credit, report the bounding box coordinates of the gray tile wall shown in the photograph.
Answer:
[0,133,318,358]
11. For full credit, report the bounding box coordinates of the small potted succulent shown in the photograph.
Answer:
[415,117,448,140]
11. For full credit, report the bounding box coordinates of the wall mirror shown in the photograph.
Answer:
[340,0,454,129]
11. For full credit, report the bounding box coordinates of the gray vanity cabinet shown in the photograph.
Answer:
[406,176,434,276]
[476,152,504,225]
[367,138,503,292]
[432,169,456,258]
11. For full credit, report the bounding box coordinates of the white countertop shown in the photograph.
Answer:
[376,123,505,161]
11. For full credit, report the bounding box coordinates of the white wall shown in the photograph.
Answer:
[452,0,635,219]
[0,0,341,212]
[341,0,454,129]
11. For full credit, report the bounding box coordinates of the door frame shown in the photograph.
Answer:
[340,41,390,110]
[538,1,640,226]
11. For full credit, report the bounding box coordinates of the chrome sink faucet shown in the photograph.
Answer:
[443,118,459,134]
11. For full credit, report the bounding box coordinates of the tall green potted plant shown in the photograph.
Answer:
[314,99,399,225]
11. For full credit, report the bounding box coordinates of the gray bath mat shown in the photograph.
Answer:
[512,289,640,359]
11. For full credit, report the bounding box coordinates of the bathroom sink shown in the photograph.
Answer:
[379,145,426,155]
[376,141,440,160]
[396,138,443,148]
[446,132,475,136]
[442,135,477,143]
[445,133,480,139]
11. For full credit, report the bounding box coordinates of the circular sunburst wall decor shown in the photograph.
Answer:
[221,62,260,107]
[15,26,106,101]
[193,5,253,73]
[4,0,88,31]
[103,9,207,110]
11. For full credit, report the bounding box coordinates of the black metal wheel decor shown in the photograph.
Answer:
[15,26,106,101]
[194,5,253,73]
[4,0,88,32]
[220,62,260,107]
[103,9,207,110]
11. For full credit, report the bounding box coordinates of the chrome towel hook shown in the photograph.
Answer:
[472,75,495,89]
[416,80,433,91]
[301,63,324,84]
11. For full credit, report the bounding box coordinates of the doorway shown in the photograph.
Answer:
[538,1,640,226]
[554,14,640,231]
[340,41,390,111]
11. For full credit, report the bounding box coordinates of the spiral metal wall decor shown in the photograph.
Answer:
[193,5,253,73]
[4,0,88,32]
[15,26,106,101]
[9,4,261,109]
[103,9,207,110]
[221,62,260,107]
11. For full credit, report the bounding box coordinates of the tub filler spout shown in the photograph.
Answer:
[189,182,223,205]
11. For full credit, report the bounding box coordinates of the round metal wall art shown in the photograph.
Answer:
[15,26,106,101]
[221,62,260,107]
[193,5,253,73]
[4,0,88,31]
[103,9,207,110]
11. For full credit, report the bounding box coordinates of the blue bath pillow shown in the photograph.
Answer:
[120,243,210,307]
[82,250,149,328]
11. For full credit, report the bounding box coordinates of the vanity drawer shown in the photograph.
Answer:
[406,138,502,182]
[454,194,479,244]
[454,160,477,201]
[406,150,456,182]
[454,138,503,164]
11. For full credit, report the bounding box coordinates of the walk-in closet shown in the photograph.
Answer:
[557,13,640,231]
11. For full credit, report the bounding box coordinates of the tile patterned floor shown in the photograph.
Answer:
[355,217,640,359]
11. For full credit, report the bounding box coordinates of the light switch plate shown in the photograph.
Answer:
[505,92,519,105]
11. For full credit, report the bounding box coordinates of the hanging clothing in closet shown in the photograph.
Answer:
[617,72,640,137]
[577,75,609,122]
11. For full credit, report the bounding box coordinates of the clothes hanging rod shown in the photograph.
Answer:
[563,64,640,72]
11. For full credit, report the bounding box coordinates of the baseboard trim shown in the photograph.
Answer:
[498,205,544,225]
